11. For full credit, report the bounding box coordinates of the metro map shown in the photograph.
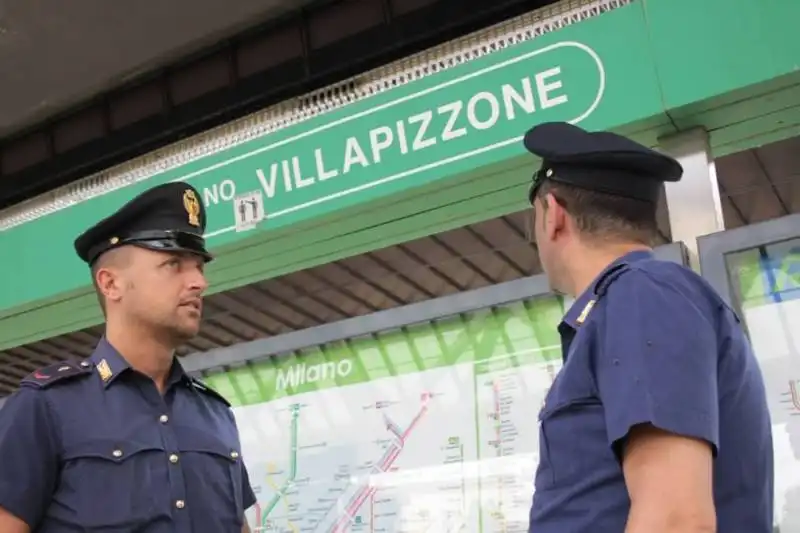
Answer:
[235,350,560,533]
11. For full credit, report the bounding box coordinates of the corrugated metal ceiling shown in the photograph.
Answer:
[0,0,316,138]
[0,134,797,395]
[718,135,800,229]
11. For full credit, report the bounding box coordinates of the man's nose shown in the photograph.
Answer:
[188,269,209,293]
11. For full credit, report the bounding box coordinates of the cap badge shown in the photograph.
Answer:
[183,189,201,227]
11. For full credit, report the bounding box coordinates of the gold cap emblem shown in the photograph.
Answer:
[183,189,201,227]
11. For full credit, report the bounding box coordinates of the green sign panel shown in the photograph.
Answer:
[3,0,800,342]
[195,41,603,239]
[204,295,564,405]
[0,4,664,316]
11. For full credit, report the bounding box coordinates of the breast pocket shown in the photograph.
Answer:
[59,437,167,529]
[538,396,607,489]
[177,429,243,524]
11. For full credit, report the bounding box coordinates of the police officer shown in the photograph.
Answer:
[0,183,256,532]
[523,122,774,532]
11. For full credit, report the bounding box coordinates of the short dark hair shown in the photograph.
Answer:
[534,180,659,245]
[90,247,131,316]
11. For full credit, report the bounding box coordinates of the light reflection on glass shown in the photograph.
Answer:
[222,296,565,533]
[724,239,800,532]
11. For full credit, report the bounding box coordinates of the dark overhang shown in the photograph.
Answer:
[0,0,558,209]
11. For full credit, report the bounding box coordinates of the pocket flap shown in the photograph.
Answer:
[63,438,163,463]
[539,396,600,420]
[176,429,240,462]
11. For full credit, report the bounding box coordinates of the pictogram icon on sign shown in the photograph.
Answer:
[233,191,265,232]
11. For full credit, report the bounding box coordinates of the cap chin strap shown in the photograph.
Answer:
[87,230,211,265]
[529,165,661,204]
[121,230,205,248]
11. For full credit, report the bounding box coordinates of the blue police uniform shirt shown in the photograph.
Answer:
[0,338,256,532]
[529,250,774,532]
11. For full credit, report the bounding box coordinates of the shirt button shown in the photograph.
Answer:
[159,414,169,424]
[112,449,123,458]
[230,451,239,459]
[169,454,179,464]
[175,500,185,509]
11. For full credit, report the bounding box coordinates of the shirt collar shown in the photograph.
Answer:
[89,337,188,389]
[560,249,654,331]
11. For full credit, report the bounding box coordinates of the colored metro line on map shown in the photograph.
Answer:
[781,380,800,416]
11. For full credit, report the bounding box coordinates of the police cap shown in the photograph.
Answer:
[74,182,213,265]
[523,122,683,203]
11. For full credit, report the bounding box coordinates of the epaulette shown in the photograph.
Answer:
[594,263,631,298]
[190,377,231,407]
[21,360,93,389]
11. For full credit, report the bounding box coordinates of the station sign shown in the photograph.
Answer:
[0,3,663,317]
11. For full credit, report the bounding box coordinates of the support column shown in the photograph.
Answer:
[658,128,725,271]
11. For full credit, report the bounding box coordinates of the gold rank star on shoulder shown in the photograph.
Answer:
[576,299,596,326]
[96,359,113,382]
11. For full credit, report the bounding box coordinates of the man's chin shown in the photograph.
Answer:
[171,323,201,344]
[180,326,201,340]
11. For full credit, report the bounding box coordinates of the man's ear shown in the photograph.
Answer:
[543,192,566,242]
[94,248,131,304]
[95,266,124,304]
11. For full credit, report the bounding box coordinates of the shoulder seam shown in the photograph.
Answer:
[619,266,717,327]
[40,387,64,453]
